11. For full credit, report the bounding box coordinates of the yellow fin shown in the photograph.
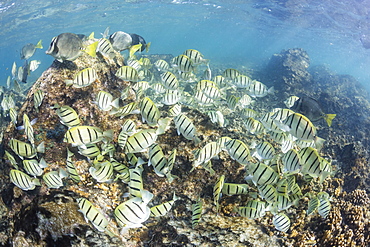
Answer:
[325,114,336,127]
[129,44,142,59]
[85,41,98,57]
[88,32,95,40]
[145,42,151,52]
[35,39,43,49]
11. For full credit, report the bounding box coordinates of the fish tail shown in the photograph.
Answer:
[325,114,336,127]
[35,40,43,49]
[145,42,151,52]
[85,41,99,57]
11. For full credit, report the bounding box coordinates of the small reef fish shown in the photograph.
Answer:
[223,68,241,80]
[172,54,194,73]
[42,169,67,189]
[23,158,48,177]
[124,129,158,154]
[150,192,179,217]
[233,75,253,88]
[183,49,209,64]
[246,162,279,186]
[9,139,44,159]
[65,68,98,88]
[21,40,43,60]
[66,148,81,183]
[33,89,44,112]
[55,104,81,127]
[115,66,141,82]
[64,126,113,148]
[191,198,203,228]
[89,161,113,183]
[174,113,200,143]
[46,33,98,62]
[97,38,116,59]
[284,96,300,108]
[281,149,301,173]
[11,62,17,79]
[225,139,251,165]
[160,71,179,90]
[247,80,274,98]
[273,213,290,232]
[128,165,144,198]
[192,141,221,168]
[10,169,41,191]
[213,175,225,212]
[139,97,160,126]
[109,31,132,51]
[114,190,153,229]
[154,59,169,72]
[292,96,336,127]
[77,198,111,233]
[221,183,249,196]
[29,60,41,72]
[252,141,276,161]
[93,91,119,112]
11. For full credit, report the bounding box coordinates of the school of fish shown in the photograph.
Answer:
[1,27,337,238]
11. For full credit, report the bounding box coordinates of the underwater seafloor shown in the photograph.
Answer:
[0,47,370,247]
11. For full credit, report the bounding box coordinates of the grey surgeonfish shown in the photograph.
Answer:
[45,33,98,62]
[20,40,43,60]
[109,31,132,51]
[292,96,336,127]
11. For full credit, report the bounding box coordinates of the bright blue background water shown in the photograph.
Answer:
[1,0,370,91]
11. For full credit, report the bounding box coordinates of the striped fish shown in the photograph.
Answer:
[110,102,139,118]
[43,169,67,189]
[93,91,119,111]
[247,162,279,186]
[77,198,110,232]
[275,193,292,211]
[299,147,322,178]
[225,139,251,165]
[97,38,116,59]
[23,158,47,177]
[33,89,44,112]
[193,141,221,168]
[194,90,213,105]
[284,96,299,108]
[118,129,129,149]
[202,85,222,100]
[162,90,180,106]
[183,49,208,64]
[154,59,169,72]
[151,83,166,94]
[4,150,18,169]
[64,126,112,148]
[222,68,241,80]
[65,68,97,88]
[89,161,113,183]
[78,143,101,158]
[165,148,178,183]
[124,129,158,153]
[259,112,282,133]
[169,104,182,117]
[196,80,217,91]
[273,213,290,232]
[148,143,167,177]
[56,105,80,127]
[115,66,140,82]
[271,108,295,121]
[191,198,203,228]
[221,183,249,196]
[233,75,253,88]
[127,59,141,70]
[282,149,301,173]
[9,108,17,126]
[128,165,144,198]
[281,139,294,154]
[281,113,317,141]
[207,110,225,127]
[213,75,226,87]
[139,97,160,126]
[66,148,81,183]
[121,119,137,136]
[226,95,239,110]
[126,153,145,167]
[252,141,275,161]
[10,169,41,191]
[174,113,200,143]
[17,113,36,147]
[172,54,194,72]
[101,143,115,158]
[318,197,331,218]
[132,81,150,92]
[258,184,277,203]
[213,175,225,212]
[241,108,258,119]
[236,206,260,219]
[160,71,179,90]
[114,196,151,228]
[239,94,254,108]
[9,139,40,159]
[150,192,179,217]
[307,196,319,215]
[247,80,274,98]
[244,117,265,135]
[139,57,152,70]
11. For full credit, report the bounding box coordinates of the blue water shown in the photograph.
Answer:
[1,0,370,91]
